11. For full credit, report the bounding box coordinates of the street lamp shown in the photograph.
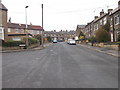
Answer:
[25,6,29,48]
[41,4,44,47]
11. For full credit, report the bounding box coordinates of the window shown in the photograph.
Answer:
[8,28,11,32]
[44,34,46,36]
[12,37,21,41]
[110,18,113,27]
[94,24,98,31]
[103,17,107,25]
[37,31,39,34]
[111,33,113,42]
[100,20,102,25]
[0,27,4,40]
[30,30,34,34]
[21,29,24,33]
[96,24,98,30]
[15,29,19,33]
[115,14,119,25]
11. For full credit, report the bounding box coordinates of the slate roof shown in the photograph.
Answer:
[8,23,43,31]
[0,2,8,11]
[77,25,86,29]
[109,7,120,15]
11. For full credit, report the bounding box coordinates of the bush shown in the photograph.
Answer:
[2,40,24,47]
[103,20,110,32]
[88,36,97,43]
[47,36,52,42]
[96,27,111,42]
[33,35,41,42]
[28,38,39,45]
[0,39,4,46]
[22,38,39,45]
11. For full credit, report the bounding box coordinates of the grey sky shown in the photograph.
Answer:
[2,0,119,31]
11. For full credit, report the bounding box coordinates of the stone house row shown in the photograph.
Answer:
[0,2,43,42]
[7,22,42,41]
[76,1,120,42]
[44,30,76,41]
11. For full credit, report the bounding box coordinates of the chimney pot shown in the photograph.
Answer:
[94,16,98,20]
[100,9,104,16]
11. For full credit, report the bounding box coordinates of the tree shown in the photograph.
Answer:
[88,36,96,43]
[33,35,41,42]
[79,31,85,41]
[79,31,85,37]
[96,27,111,42]
[47,36,52,42]
[103,20,110,32]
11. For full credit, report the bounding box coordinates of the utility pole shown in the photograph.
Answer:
[41,4,44,47]
[25,6,29,48]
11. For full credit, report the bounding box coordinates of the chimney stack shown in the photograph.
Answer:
[108,9,113,13]
[100,9,104,16]
[94,16,98,20]
[118,0,120,9]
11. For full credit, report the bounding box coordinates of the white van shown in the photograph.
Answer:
[69,40,76,45]
[67,39,72,44]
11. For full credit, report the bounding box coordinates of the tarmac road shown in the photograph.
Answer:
[2,42,118,88]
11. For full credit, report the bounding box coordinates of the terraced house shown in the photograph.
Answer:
[109,1,120,42]
[44,30,76,41]
[76,25,86,37]
[84,20,94,38]
[0,1,43,42]
[0,1,8,42]
[78,1,120,42]
[7,22,43,41]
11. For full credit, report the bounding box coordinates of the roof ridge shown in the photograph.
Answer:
[0,2,8,11]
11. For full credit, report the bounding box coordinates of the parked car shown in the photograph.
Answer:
[67,39,72,44]
[69,40,76,45]
[58,40,64,42]
[53,40,58,43]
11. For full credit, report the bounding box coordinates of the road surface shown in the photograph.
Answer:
[2,42,118,88]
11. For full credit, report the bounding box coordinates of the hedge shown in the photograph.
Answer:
[2,40,24,47]
[28,38,39,45]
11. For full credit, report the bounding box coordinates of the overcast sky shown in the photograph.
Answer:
[2,0,119,31]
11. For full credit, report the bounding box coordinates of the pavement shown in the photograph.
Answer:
[78,43,119,58]
[2,42,118,88]
[0,43,52,53]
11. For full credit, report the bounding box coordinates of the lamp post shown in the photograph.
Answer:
[41,4,44,47]
[25,6,29,48]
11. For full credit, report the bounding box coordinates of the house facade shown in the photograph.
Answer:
[0,2,8,42]
[109,1,120,42]
[77,1,120,42]
[44,30,76,41]
[93,10,110,36]
[7,22,43,41]
[0,2,43,42]
[76,25,86,37]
